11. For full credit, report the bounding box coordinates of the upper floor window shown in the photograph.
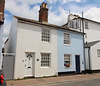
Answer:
[63,33,70,45]
[70,20,74,28]
[85,21,88,29]
[42,29,50,42]
[76,19,79,28]
[97,49,100,57]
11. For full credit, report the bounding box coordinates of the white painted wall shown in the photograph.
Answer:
[0,24,3,69]
[84,21,100,42]
[85,48,91,70]
[14,22,58,79]
[91,42,100,70]
[4,17,18,53]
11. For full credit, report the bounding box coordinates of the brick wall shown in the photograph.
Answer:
[0,0,5,23]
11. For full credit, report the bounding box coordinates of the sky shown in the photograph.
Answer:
[4,0,100,42]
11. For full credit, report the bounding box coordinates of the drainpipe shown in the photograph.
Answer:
[88,47,91,71]
[82,12,86,74]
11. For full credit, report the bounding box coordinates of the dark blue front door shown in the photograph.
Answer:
[75,55,80,73]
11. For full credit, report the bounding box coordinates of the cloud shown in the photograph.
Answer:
[61,0,87,4]
[49,7,68,25]
[5,0,40,20]
[3,19,11,42]
[5,0,86,6]
[6,0,42,5]
[84,7,100,22]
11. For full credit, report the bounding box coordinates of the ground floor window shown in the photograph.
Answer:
[41,53,51,67]
[64,54,71,67]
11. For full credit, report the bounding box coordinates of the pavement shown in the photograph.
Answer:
[6,73,100,86]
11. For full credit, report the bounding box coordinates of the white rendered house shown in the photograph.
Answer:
[85,41,100,72]
[4,3,58,79]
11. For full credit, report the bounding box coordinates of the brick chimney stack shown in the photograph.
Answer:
[39,2,48,23]
[0,0,5,24]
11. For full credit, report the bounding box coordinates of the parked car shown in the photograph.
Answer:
[0,70,6,86]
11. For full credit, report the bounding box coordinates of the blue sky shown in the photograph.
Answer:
[3,0,100,41]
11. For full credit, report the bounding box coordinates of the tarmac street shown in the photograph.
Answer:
[6,73,100,86]
[34,77,100,86]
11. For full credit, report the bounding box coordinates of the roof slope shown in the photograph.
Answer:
[14,16,84,34]
[85,40,100,48]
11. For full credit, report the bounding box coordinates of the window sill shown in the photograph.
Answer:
[41,41,51,44]
[63,44,71,46]
[41,67,50,68]
[64,66,72,68]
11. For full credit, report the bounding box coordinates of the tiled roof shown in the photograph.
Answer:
[14,16,84,34]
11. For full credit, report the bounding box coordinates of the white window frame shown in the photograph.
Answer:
[76,19,79,28]
[41,53,51,68]
[64,54,71,67]
[63,33,71,45]
[41,29,50,42]
[85,21,88,29]
[97,49,100,57]
[70,20,74,28]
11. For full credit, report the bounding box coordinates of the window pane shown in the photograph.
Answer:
[85,21,88,29]
[42,29,50,42]
[64,54,71,67]
[41,53,50,67]
[64,33,70,45]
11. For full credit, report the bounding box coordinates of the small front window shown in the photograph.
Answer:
[41,53,51,67]
[64,54,71,67]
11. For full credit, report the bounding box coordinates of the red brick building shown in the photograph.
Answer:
[0,0,5,24]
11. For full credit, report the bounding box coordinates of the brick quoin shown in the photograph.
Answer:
[39,2,48,23]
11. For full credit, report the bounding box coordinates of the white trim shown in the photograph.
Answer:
[24,75,33,77]
[2,53,15,55]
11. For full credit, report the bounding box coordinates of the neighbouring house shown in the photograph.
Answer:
[64,14,100,72]
[85,41,100,72]
[0,0,5,69]
[63,14,100,43]
[4,2,85,80]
